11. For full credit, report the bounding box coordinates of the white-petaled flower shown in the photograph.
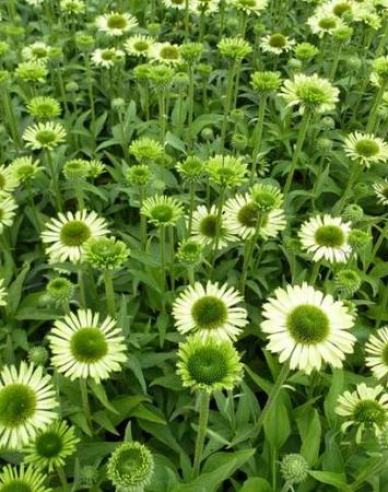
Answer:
[25,0,44,5]
[344,132,388,167]
[352,2,381,30]
[0,362,58,450]
[91,48,125,68]
[299,215,352,263]
[0,165,18,192]
[260,33,296,55]
[223,194,286,240]
[322,0,353,17]
[163,0,187,9]
[307,11,344,37]
[9,156,42,183]
[0,278,7,306]
[149,42,182,65]
[227,0,269,15]
[0,194,18,234]
[281,74,339,114]
[22,42,51,63]
[47,309,127,382]
[124,35,155,57]
[23,122,67,150]
[373,180,388,206]
[261,283,356,374]
[95,12,138,36]
[172,281,248,340]
[59,0,86,14]
[365,327,388,381]
[190,0,220,14]
[336,383,388,441]
[0,465,51,492]
[191,204,237,248]
[41,210,109,263]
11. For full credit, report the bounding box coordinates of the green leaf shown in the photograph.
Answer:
[309,471,351,491]
[88,381,119,415]
[298,408,321,466]
[126,354,147,393]
[240,478,273,492]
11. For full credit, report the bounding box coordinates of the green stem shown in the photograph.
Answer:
[365,216,388,272]
[140,187,147,251]
[329,44,342,80]
[56,465,70,492]
[366,80,388,134]
[377,281,388,329]
[79,378,92,431]
[75,182,84,210]
[376,18,388,57]
[46,149,62,212]
[184,0,190,40]
[334,162,361,215]
[188,181,196,234]
[193,390,210,478]
[2,89,21,148]
[158,88,167,144]
[26,180,42,232]
[84,55,96,148]
[160,226,166,293]
[309,261,321,285]
[77,267,86,308]
[220,61,237,153]
[188,66,195,151]
[252,363,290,445]
[251,95,268,184]
[283,110,311,198]
[280,480,293,492]
[219,0,226,36]
[103,270,116,318]
[240,213,264,294]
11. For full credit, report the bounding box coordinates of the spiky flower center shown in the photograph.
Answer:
[1,482,32,492]
[36,130,56,144]
[353,400,387,426]
[48,278,71,294]
[70,327,108,362]
[187,347,227,385]
[199,215,218,238]
[32,47,48,58]
[287,304,330,344]
[238,203,259,228]
[191,296,228,330]
[101,50,115,61]
[314,225,345,247]
[36,431,63,457]
[116,448,143,475]
[240,0,256,7]
[354,139,379,158]
[381,186,388,199]
[254,191,277,210]
[0,384,37,427]
[60,221,91,247]
[134,41,149,52]
[16,165,35,179]
[107,14,127,29]
[298,85,328,105]
[150,204,173,223]
[318,17,337,29]
[269,34,287,48]
[160,46,179,60]
[333,3,351,16]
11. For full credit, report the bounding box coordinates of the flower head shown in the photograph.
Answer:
[336,383,388,442]
[218,37,252,60]
[366,327,388,381]
[27,96,61,120]
[177,335,243,392]
[0,465,51,492]
[9,156,42,182]
[191,204,237,248]
[46,277,74,306]
[83,236,130,270]
[206,155,248,187]
[261,283,356,374]
[129,137,164,163]
[373,180,388,206]
[0,194,17,234]
[261,33,295,55]
[41,210,109,263]
[95,12,138,36]
[124,35,155,57]
[344,132,388,167]
[229,0,269,15]
[149,42,182,65]
[0,278,7,307]
[251,70,282,95]
[24,420,79,471]
[107,442,154,491]
[141,196,183,227]
[0,362,58,449]
[280,454,309,485]
[23,122,66,150]
[176,239,204,267]
[91,48,125,68]
[299,215,352,263]
[48,309,127,382]
[173,281,248,340]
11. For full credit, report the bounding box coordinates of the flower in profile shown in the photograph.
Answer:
[24,420,79,471]
[280,454,309,485]
[0,362,58,449]
[177,334,243,392]
[373,180,388,206]
[336,383,388,442]
[107,442,154,491]
[0,278,7,306]
[126,165,152,187]
[299,215,352,263]
[190,0,220,15]
[9,156,42,182]
[0,165,18,192]
[95,11,138,36]
[83,236,130,270]
[307,11,344,37]
[365,327,388,381]
[261,33,296,55]
[261,283,356,374]
[218,37,252,60]
[129,137,164,163]
[176,156,205,183]
[294,42,319,60]
[335,269,362,296]
[124,35,155,57]
[191,204,236,248]
[41,210,109,263]
[149,42,182,65]
[46,277,74,307]
[48,309,127,382]
[344,132,388,167]
[251,70,282,95]
[281,73,339,113]
[250,183,284,211]
[229,0,269,15]
[59,0,86,14]
[22,42,52,63]
[91,48,125,68]
[176,239,204,267]
[15,61,47,83]
[163,0,187,8]
[141,196,183,227]
[173,281,248,340]
[0,193,17,234]
[63,158,89,181]
[27,96,61,120]
[23,122,67,150]
[0,465,51,492]
[88,159,105,178]
[206,155,248,187]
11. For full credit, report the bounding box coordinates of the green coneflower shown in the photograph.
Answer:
[41,210,109,263]
[251,70,282,95]
[47,309,127,382]
[83,236,130,271]
[172,281,248,340]
[365,327,388,381]
[163,0,186,9]
[335,269,362,296]
[176,156,205,183]
[0,193,18,234]
[250,183,284,211]
[128,137,164,163]
[46,277,74,306]
[9,156,42,182]
[206,155,248,187]
[15,61,47,83]
[336,383,388,442]
[24,420,79,471]
[280,454,309,485]
[27,96,61,120]
[0,465,51,492]
[176,239,204,267]
[373,180,388,206]
[0,164,19,192]
[124,35,155,58]
[191,204,237,248]
[294,42,319,60]
[229,0,269,15]
[23,122,67,150]
[0,362,58,450]
[218,37,252,60]
[91,48,125,68]
[149,42,182,65]
[28,346,49,367]
[107,441,154,492]
[87,159,105,178]
[22,42,52,63]
[260,33,296,55]
[177,334,243,392]
[126,165,152,186]
[344,132,388,167]
[95,11,138,37]
[141,195,183,227]
[63,158,90,181]
[59,0,85,14]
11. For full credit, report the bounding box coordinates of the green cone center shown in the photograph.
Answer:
[70,327,108,362]
[191,296,228,330]
[0,384,37,427]
[287,304,330,344]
